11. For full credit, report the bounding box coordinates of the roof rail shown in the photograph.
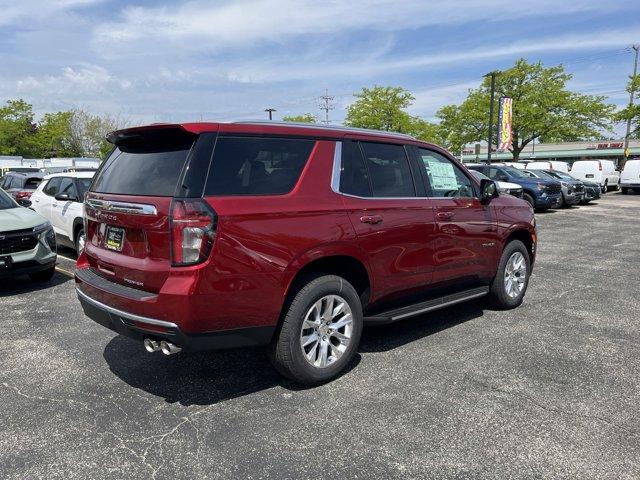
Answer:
[233,120,417,140]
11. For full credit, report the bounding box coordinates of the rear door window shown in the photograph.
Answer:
[205,137,314,195]
[339,140,372,197]
[44,178,62,196]
[58,177,78,199]
[360,142,415,197]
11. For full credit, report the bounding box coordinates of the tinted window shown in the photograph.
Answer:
[58,177,78,199]
[24,177,42,189]
[205,137,314,196]
[76,178,92,201]
[44,178,62,196]
[9,176,23,189]
[92,145,192,196]
[0,189,16,209]
[418,149,474,198]
[488,168,509,181]
[339,140,371,197]
[360,142,415,197]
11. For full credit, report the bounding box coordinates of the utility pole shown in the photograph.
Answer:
[265,108,276,120]
[484,71,499,164]
[318,89,335,124]
[623,44,639,167]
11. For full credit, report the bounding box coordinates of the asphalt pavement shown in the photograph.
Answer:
[1,192,639,479]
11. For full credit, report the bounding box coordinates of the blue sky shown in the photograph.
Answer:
[0,0,639,130]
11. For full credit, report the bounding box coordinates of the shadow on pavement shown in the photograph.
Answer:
[103,301,483,406]
[0,271,71,297]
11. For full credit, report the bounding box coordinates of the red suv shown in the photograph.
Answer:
[75,122,536,384]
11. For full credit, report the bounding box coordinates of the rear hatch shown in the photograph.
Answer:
[83,126,199,293]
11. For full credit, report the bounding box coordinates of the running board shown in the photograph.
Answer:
[363,286,489,325]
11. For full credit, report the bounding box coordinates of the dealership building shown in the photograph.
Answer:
[460,139,640,166]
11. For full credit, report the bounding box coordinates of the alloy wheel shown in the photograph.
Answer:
[504,252,527,298]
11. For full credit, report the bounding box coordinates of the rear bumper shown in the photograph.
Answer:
[76,286,275,351]
[620,182,640,188]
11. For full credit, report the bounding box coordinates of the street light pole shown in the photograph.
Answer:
[623,44,639,167]
[265,108,276,120]
[484,71,499,164]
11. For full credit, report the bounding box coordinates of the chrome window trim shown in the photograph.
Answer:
[331,140,478,201]
[85,199,157,215]
[76,287,178,329]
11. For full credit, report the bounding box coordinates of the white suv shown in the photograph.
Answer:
[30,172,95,252]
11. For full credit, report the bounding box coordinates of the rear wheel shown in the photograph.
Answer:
[602,181,608,193]
[621,187,628,195]
[487,240,531,309]
[269,275,363,385]
[75,228,86,253]
[29,267,55,283]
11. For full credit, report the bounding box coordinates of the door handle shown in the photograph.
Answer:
[437,211,454,220]
[360,215,383,224]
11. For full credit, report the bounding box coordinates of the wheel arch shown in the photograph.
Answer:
[504,228,535,265]
[72,217,84,242]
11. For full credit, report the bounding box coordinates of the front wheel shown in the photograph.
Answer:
[621,187,628,195]
[523,193,535,208]
[487,240,531,309]
[601,181,608,193]
[75,228,86,253]
[269,275,363,385]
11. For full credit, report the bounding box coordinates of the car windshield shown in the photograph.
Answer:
[526,170,553,179]
[545,170,574,181]
[0,188,17,210]
[501,167,533,178]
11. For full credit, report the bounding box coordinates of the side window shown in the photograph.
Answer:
[418,149,474,198]
[489,168,509,182]
[205,137,314,195]
[10,176,23,189]
[44,177,62,196]
[1,176,9,189]
[339,140,371,197]
[58,177,78,199]
[360,142,415,197]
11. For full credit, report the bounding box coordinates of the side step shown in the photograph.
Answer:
[363,286,489,325]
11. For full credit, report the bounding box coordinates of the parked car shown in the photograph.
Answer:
[0,166,40,178]
[0,172,45,201]
[542,169,600,204]
[75,122,536,384]
[467,164,562,210]
[524,170,584,207]
[469,170,523,198]
[620,159,640,194]
[570,160,620,193]
[30,172,95,252]
[525,161,570,173]
[0,188,57,282]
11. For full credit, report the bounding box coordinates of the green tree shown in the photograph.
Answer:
[614,74,640,138]
[0,99,36,156]
[436,59,616,160]
[29,111,82,158]
[282,113,317,123]
[69,110,125,158]
[344,86,440,143]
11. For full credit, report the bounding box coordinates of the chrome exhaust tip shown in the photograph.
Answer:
[143,338,161,353]
[160,341,182,356]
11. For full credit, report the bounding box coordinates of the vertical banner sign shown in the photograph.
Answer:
[497,97,513,151]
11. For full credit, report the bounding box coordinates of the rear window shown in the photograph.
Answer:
[205,137,314,196]
[91,129,195,196]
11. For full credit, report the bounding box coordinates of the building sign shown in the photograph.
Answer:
[588,142,624,149]
[497,97,513,151]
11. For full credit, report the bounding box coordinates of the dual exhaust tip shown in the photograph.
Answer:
[144,338,181,356]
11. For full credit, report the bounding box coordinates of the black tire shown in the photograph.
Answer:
[75,228,85,253]
[621,187,628,195]
[523,193,535,208]
[29,266,55,283]
[557,194,565,208]
[268,274,363,385]
[487,240,531,309]
[601,181,608,194]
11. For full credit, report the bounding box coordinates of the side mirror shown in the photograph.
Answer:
[55,192,75,202]
[17,198,32,208]
[480,179,499,204]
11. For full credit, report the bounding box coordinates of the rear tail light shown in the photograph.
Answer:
[170,199,217,266]
[15,190,32,199]
[598,161,602,171]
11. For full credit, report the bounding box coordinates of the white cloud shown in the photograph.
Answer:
[15,65,132,96]
[94,0,624,46]
[0,0,104,26]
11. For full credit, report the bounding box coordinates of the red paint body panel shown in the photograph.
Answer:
[76,122,536,340]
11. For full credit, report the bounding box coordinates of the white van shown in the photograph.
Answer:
[620,160,640,194]
[525,161,570,173]
[570,160,620,193]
